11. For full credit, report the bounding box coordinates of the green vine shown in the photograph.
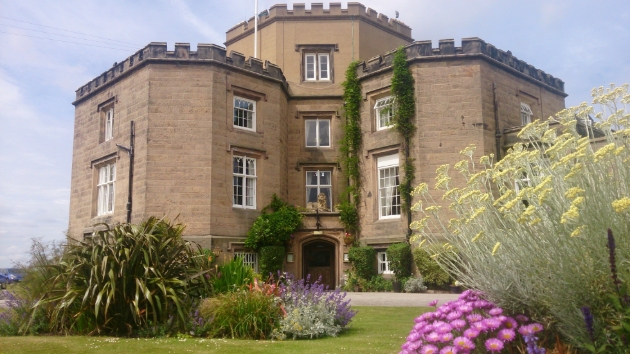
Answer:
[339,61,363,236]
[391,46,416,223]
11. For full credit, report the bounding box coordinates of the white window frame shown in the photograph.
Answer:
[97,163,116,216]
[232,155,257,209]
[233,96,256,131]
[521,102,533,126]
[377,251,393,274]
[305,170,332,210]
[305,118,331,148]
[378,154,401,219]
[374,96,395,130]
[105,108,114,141]
[234,252,259,273]
[304,53,331,81]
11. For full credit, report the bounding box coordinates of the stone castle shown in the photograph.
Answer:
[68,3,566,288]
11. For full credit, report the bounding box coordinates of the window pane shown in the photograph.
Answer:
[246,177,255,207]
[319,187,331,209]
[319,54,328,79]
[319,171,331,185]
[306,171,318,185]
[233,157,243,174]
[318,120,330,147]
[305,120,317,147]
[306,187,319,203]
[107,184,114,212]
[305,55,315,80]
[246,158,255,176]
[233,176,243,205]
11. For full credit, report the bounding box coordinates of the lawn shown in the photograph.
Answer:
[0,306,428,354]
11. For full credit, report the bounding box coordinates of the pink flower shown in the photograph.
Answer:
[483,318,502,330]
[407,332,421,342]
[420,344,439,354]
[503,317,518,329]
[463,328,480,339]
[446,311,463,321]
[425,332,440,342]
[530,323,544,333]
[439,346,457,354]
[466,314,483,322]
[485,338,504,352]
[435,323,453,334]
[439,332,453,343]
[457,304,473,313]
[489,308,503,316]
[497,328,516,342]
[515,314,529,322]
[428,299,439,307]
[453,336,475,351]
[472,321,488,332]
[518,325,534,336]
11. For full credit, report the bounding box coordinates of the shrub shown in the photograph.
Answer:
[24,217,212,335]
[404,276,428,293]
[213,258,255,294]
[244,195,302,250]
[348,246,376,280]
[258,246,285,279]
[208,289,281,339]
[386,242,412,280]
[412,245,453,288]
[273,273,356,339]
[359,275,393,292]
[410,84,630,348]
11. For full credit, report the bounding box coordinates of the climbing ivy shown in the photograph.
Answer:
[391,46,416,225]
[339,61,362,236]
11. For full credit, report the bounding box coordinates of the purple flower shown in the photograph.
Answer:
[450,319,466,329]
[466,313,483,322]
[503,317,518,329]
[472,321,488,332]
[425,332,440,342]
[439,346,457,354]
[453,336,475,351]
[516,314,529,322]
[489,307,503,316]
[529,323,544,333]
[498,328,516,342]
[485,338,504,352]
[407,332,421,342]
[483,318,502,330]
[428,299,439,307]
[581,306,595,342]
[420,344,439,354]
[439,332,454,343]
[519,325,534,336]
[457,304,473,313]
[435,323,453,334]
[463,328,480,339]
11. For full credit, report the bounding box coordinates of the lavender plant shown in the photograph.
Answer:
[272,273,356,339]
[410,84,630,346]
[400,290,545,353]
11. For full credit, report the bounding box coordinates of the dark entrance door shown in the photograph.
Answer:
[303,240,335,289]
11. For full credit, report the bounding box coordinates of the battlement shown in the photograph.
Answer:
[358,38,565,93]
[225,2,412,44]
[74,42,287,102]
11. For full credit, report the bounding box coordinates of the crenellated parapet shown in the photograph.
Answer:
[358,37,565,93]
[74,42,287,102]
[225,2,412,45]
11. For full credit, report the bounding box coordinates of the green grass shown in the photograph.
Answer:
[0,306,429,354]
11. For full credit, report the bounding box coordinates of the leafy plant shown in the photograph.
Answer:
[339,61,363,235]
[207,289,281,339]
[410,84,630,347]
[412,245,453,288]
[258,246,285,279]
[348,246,376,280]
[391,46,416,216]
[213,257,255,294]
[403,276,428,293]
[244,195,302,250]
[386,242,412,280]
[23,217,212,335]
[359,275,393,292]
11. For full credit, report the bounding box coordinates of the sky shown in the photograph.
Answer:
[0,0,628,267]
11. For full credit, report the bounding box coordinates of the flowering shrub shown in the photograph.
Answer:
[400,290,546,353]
[404,276,428,293]
[410,84,630,347]
[273,274,356,339]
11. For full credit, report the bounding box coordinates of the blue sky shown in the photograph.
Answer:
[0,0,628,267]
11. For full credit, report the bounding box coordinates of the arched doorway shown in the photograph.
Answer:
[302,240,335,289]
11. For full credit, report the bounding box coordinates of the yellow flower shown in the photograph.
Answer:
[561,205,579,224]
[532,176,553,194]
[593,143,616,162]
[443,187,461,200]
[529,217,542,226]
[492,242,501,256]
[436,164,450,176]
[614,146,625,155]
[412,183,429,196]
[471,231,484,242]
[564,163,583,181]
[493,190,514,206]
[612,197,630,213]
[410,217,430,230]
[435,176,451,190]
[571,225,586,237]
[425,206,442,213]
[418,239,427,247]
[572,196,585,206]
[479,155,490,165]
[460,145,476,158]
[454,160,468,172]
[411,200,423,212]
[565,187,585,199]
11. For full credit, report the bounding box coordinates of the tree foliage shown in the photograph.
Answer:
[244,195,302,251]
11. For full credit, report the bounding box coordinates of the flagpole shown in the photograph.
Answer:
[254,0,258,59]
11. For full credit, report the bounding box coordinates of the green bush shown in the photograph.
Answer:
[337,201,359,235]
[244,195,302,250]
[410,85,630,349]
[359,275,393,292]
[213,258,255,294]
[386,242,412,280]
[348,246,376,280]
[258,246,285,279]
[207,289,281,339]
[24,217,212,335]
[412,245,452,288]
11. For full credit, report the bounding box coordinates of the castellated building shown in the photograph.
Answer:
[68,3,566,288]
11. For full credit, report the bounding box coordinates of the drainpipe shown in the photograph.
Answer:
[492,83,502,161]
[116,121,135,223]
